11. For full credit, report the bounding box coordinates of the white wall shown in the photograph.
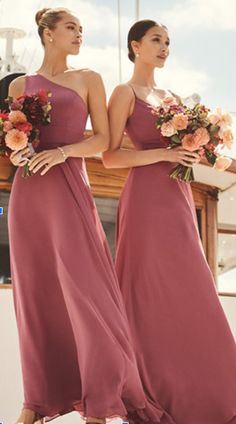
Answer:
[220,295,236,338]
[0,289,235,424]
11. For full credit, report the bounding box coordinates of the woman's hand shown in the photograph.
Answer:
[164,146,200,167]
[28,148,66,176]
[10,147,31,167]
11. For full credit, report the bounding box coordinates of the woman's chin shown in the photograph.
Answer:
[69,47,81,56]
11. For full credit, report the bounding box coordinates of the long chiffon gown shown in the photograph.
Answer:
[115,88,236,424]
[8,74,175,423]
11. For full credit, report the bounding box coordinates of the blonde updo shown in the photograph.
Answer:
[35,7,71,45]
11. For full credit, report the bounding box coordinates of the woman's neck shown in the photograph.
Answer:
[130,62,156,88]
[37,50,70,77]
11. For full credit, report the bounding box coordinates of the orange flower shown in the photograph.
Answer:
[5,129,28,151]
[182,134,199,151]
[8,110,27,124]
[193,127,210,146]
[172,113,188,130]
[182,128,210,152]
[161,121,177,137]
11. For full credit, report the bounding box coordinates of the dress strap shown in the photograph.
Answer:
[127,84,137,98]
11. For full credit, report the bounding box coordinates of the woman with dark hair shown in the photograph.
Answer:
[8,10,174,424]
[103,19,236,424]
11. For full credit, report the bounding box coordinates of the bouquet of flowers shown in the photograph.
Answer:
[0,89,52,177]
[153,96,234,182]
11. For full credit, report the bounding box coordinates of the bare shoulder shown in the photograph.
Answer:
[65,68,101,83]
[111,83,134,103]
[79,69,104,86]
[8,75,26,98]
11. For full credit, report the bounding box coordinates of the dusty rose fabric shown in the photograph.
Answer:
[115,94,236,424]
[8,75,175,423]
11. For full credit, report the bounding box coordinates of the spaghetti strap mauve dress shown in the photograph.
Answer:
[8,74,176,423]
[115,91,236,424]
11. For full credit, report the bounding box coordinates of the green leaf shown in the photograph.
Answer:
[171,135,181,144]
[205,150,217,165]
[209,125,220,135]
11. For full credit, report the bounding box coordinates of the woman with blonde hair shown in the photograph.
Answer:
[8,9,174,424]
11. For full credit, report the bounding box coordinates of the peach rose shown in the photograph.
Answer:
[5,129,28,151]
[182,134,199,152]
[3,120,13,131]
[162,96,178,112]
[193,127,210,146]
[209,108,233,127]
[209,114,220,125]
[217,109,232,127]
[214,156,232,171]
[222,129,234,149]
[218,127,234,148]
[172,113,188,130]
[8,110,27,125]
[209,108,232,128]
[161,121,177,137]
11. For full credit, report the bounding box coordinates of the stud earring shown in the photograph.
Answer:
[49,38,53,43]
[135,52,140,58]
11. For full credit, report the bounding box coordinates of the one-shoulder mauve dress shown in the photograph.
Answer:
[115,92,236,424]
[8,74,176,423]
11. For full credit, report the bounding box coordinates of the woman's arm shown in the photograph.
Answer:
[103,85,199,169]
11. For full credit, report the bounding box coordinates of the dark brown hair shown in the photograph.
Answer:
[35,7,71,46]
[127,19,168,62]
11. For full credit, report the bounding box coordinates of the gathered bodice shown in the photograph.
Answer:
[25,74,88,151]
